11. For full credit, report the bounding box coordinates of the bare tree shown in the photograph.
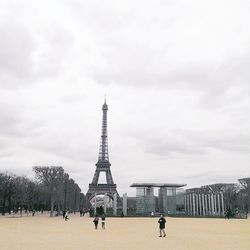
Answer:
[238,178,250,212]
[63,173,69,211]
[33,166,64,217]
[1,168,86,217]
[13,176,30,216]
[200,183,239,212]
[0,173,15,215]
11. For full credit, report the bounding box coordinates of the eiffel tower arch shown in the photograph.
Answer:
[86,99,119,201]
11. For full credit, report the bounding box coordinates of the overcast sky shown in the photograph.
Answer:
[0,0,249,196]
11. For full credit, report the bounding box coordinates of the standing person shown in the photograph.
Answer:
[62,211,66,220]
[101,214,106,229]
[158,215,166,237]
[225,208,232,219]
[93,215,99,229]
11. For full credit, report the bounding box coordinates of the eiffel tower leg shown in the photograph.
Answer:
[104,193,107,214]
[106,169,114,184]
[113,193,117,215]
[92,170,100,185]
[94,193,97,214]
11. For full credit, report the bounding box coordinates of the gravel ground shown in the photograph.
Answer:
[0,214,249,250]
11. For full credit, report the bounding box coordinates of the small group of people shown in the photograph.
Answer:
[93,214,106,230]
[93,213,166,237]
[61,207,166,237]
[62,211,69,221]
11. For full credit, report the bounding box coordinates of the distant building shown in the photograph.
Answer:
[184,183,237,217]
[176,188,186,212]
[130,183,186,215]
[129,178,249,217]
[127,197,136,210]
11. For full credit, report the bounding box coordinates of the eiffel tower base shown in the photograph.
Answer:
[86,184,118,201]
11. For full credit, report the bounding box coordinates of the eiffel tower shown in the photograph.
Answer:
[86,99,119,201]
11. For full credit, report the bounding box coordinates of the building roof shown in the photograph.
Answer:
[130,183,186,188]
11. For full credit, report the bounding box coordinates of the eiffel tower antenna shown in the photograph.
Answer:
[86,99,118,201]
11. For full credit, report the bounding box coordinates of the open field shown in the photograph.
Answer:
[0,214,249,250]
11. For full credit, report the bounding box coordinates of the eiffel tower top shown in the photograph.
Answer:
[102,97,108,110]
[97,99,110,164]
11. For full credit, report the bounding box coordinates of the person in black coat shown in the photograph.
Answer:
[158,215,166,237]
[93,215,99,229]
[101,214,106,229]
[62,210,66,220]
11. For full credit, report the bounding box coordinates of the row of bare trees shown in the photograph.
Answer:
[200,179,250,213]
[0,166,90,216]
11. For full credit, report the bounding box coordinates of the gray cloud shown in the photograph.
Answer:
[0,100,43,138]
[82,0,250,110]
[33,27,74,77]
[0,15,74,89]
[91,48,250,108]
[0,0,249,195]
[0,22,35,87]
[134,129,250,157]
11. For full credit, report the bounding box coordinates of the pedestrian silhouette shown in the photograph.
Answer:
[158,215,166,237]
[101,214,106,229]
[93,215,99,229]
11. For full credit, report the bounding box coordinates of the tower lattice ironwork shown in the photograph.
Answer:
[86,99,119,200]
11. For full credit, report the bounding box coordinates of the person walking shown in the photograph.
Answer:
[62,210,66,220]
[93,215,99,229]
[158,215,166,237]
[101,214,106,229]
[65,211,69,221]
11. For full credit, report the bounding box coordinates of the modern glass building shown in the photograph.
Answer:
[130,183,186,215]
